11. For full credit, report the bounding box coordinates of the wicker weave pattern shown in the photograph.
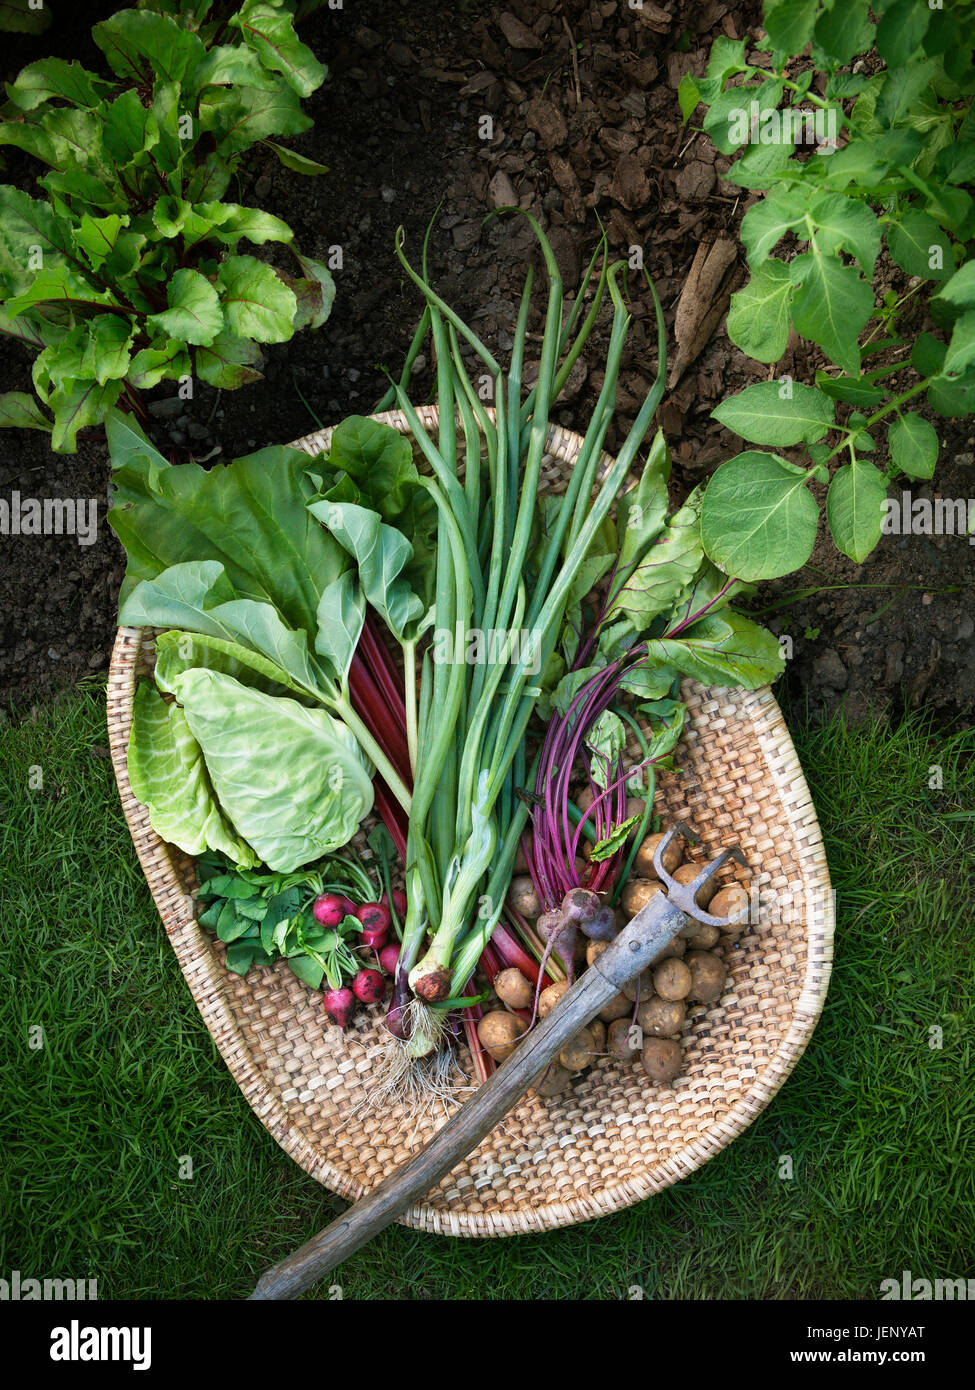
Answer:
[106,413,834,1237]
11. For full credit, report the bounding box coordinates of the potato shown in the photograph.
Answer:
[634,831,682,880]
[528,1062,572,1098]
[637,995,685,1039]
[709,882,750,935]
[625,796,646,838]
[560,1025,595,1073]
[477,1010,525,1062]
[653,957,693,1001]
[621,878,664,917]
[686,950,727,1003]
[589,1019,607,1053]
[575,783,595,814]
[586,938,610,969]
[599,990,632,1023]
[680,919,721,949]
[607,1016,641,1060]
[641,1037,683,1084]
[649,933,686,965]
[513,838,531,875]
[494,967,533,1011]
[672,861,718,907]
[506,874,540,919]
[538,980,569,1018]
[622,967,653,1003]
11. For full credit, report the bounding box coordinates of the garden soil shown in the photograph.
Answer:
[1,0,972,725]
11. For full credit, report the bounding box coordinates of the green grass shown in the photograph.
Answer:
[1,682,972,1299]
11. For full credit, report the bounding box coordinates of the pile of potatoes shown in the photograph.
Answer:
[475,826,749,1097]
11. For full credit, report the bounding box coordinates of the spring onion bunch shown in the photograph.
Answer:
[368,213,668,1063]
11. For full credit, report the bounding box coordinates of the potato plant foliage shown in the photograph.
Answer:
[681,0,975,576]
[0,0,333,451]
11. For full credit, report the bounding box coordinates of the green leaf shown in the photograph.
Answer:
[309,499,424,641]
[807,193,882,276]
[645,610,786,690]
[701,452,819,581]
[617,427,671,566]
[610,494,704,630]
[887,210,955,281]
[927,367,975,418]
[92,9,207,84]
[815,371,884,409]
[875,0,931,69]
[102,88,160,168]
[231,0,326,97]
[888,413,938,481]
[825,457,887,562]
[81,314,136,384]
[118,559,238,636]
[108,436,348,640]
[171,668,372,872]
[286,954,325,989]
[191,44,282,94]
[764,0,818,57]
[712,381,834,447]
[0,0,51,36]
[264,140,329,176]
[314,571,366,686]
[911,331,945,378]
[677,73,701,122]
[4,264,116,318]
[289,251,335,328]
[0,186,74,284]
[740,191,805,267]
[154,628,310,703]
[148,268,223,346]
[789,251,873,377]
[128,339,192,389]
[198,83,313,155]
[213,204,294,245]
[704,78,784,156]
[194,330,263,388]
[49,378,122,452]
[73,213,130,271]
[216,255,296,343]
[726,259,793,363]
[933,260,975,310]
[814,0,873,65]
[127,681,258,867]
[943,311,975,377]
[0,391,51,431]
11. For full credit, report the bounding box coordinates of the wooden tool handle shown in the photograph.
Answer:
[249,891,687,1300]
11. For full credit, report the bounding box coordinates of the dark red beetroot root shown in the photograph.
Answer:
[324,987,356,1029]
[353,968,385,1004]
[378,943,400,975]
[313,893,350,928]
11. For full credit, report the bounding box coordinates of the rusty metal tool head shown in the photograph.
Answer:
[652,824,749,930]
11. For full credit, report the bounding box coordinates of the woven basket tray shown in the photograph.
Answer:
[106,409,834,1238]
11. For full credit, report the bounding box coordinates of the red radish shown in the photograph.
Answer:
[338,894,357,918]
[357,902,391,933]
[381,889,407,920]
[353,968,385,1004]
[323,987,356,1029]
[362,925,388,951]
[378,943,400,976]
[313,893,347,928]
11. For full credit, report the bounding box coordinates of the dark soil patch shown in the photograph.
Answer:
[1,0,973,725]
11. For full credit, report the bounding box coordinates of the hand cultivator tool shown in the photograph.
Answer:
[250,828,748,1300]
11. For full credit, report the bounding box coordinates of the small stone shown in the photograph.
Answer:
[499,11,543,50]
[488,170,517,209]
